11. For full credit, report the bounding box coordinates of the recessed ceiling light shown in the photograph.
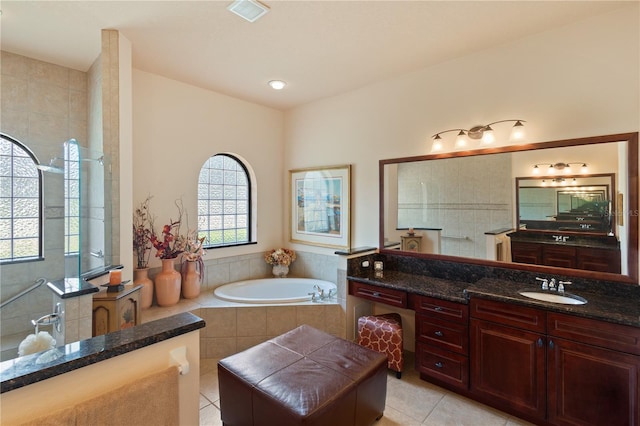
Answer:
[227,0,269,23]
[268,80,286,90]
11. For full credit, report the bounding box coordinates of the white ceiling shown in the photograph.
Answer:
[0,1,630,111]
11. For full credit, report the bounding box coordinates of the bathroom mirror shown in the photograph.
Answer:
[516,174,614,234]
[380,132,639,283]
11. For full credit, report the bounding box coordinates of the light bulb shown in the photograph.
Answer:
[455,130,467,148]
[509,121,526,142]
[431,135,443,152]
[268,80,286,90]
[481,126,495,144]
[533,165,540,174]
[581,163,588,173]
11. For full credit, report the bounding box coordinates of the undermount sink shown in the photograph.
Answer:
[519,291,587,305]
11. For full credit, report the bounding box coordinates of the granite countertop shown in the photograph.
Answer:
[466,278,640,328]
[348,271,469,304]
[0,312,205,393]
[348,272,640,328]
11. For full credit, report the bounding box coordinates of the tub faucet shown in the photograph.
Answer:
[309,285,337,302]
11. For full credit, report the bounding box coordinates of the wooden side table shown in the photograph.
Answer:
[92,285,142,336]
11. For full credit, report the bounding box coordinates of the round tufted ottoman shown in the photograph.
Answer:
[358,313,404,379]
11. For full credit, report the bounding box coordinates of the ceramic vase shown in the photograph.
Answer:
[155,258,181,306]
[133,267,154,309]
[182,261,201,299]
[272,264,289,278]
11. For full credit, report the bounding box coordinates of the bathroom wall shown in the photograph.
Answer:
[131,70,285,270]
[0,51,90,358]
[284,5,639,257]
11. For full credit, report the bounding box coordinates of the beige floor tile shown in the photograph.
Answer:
[378,405,424,426]
[199,394,211,410]
[200,372,220,404]
[199,403,223,426]
[422,393,509,426]
[385,372,445,422]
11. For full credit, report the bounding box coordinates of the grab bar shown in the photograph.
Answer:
[0,278,47,309]
[442,235,470,240]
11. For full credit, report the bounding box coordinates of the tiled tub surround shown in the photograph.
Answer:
[143,290,345,360]
[347,252,640,327]
[143,250,346,359]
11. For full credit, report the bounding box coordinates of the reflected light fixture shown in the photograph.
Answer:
[532,162,588,175]
[268,80,286,90]
[430,119,525,152]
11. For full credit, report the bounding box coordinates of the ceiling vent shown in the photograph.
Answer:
[227,0,269,23]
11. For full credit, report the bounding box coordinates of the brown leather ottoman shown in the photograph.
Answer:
[217,324,388,425]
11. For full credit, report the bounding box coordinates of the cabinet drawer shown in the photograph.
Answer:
[470,298,545,333]
[348,281,407,308]
[416,342,469,390]
[548,312,640,355]
[416,314,468,354]
[410,294,468,324]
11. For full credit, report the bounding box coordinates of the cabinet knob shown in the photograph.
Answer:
[372,292,380,297]
[434,306,443,312]
[549,339,554,350]
[435,331,444,337]
[537,338,543,348]
[435,362,443,368]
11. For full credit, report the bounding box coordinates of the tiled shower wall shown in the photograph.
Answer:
[397,153,513,259]
[1,51,89,355]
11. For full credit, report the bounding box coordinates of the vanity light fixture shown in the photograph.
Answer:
[430,119,525,152]
[532,162,588,175]
[268,80,286,90]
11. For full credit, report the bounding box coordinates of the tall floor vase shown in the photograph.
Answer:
[134,267,154,309]
[155,259,181,307]
[182,260,201,299]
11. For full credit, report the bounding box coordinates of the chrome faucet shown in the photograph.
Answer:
[558,281,572,293]
[549,278,557,291]
[535,277,548,290]
[308,285,337,302]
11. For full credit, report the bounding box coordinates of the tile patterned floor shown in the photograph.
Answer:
[198,352,534,426]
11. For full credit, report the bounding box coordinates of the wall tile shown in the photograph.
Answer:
[236,307,266,336]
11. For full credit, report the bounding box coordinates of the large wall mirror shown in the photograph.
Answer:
[379,132,639,284]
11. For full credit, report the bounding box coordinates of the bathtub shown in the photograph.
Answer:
[213,278,336,304]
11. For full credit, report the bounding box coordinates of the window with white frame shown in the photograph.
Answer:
[197,154,252,247]
[0,134,42,262]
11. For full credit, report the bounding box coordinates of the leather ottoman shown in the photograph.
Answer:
[217,324,388,426]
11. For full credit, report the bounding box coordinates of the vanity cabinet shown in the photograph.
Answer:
[470,298,547,421]
[547,313,640,426]
[510,240,620,273]
[471,298,640,426]
[410,294,469,391]
[348,280,407,308]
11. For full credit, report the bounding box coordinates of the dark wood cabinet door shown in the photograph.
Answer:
[576,246,621,273]
[470,318,546,421]
[511,241,543,265]
[548,337,640,426]
[543,245,577,269]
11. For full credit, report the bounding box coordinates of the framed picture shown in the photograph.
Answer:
[289,164,351,249]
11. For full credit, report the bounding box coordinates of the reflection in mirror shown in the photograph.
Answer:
[380,133,638,283]
[517,174,614,234]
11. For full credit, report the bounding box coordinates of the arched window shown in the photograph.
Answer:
[197,154,252,247]
[0,134,42,262]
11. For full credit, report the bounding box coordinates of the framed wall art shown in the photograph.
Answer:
[289,164,351,249]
